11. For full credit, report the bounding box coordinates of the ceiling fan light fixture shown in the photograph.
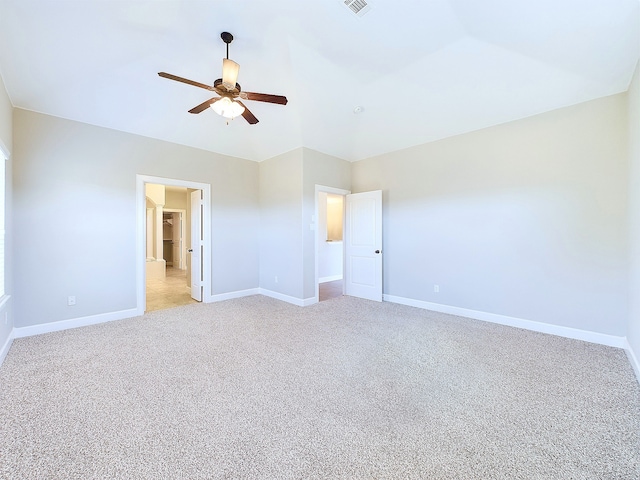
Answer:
[211,96,245,119]
[221,58,240,90]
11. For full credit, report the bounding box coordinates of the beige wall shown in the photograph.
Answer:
[145,184,165,206]
[165,188,188,210]
[13,109,259,327]
[628,62,640,365]
[259,148,304,298]
[258,147,351,301]
[352,93,629,336]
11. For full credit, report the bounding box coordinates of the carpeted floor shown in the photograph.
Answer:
[1,295,639,479]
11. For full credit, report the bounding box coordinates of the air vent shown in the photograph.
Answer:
[343,0,371,17]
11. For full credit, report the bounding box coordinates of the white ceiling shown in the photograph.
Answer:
[0,0,638,162]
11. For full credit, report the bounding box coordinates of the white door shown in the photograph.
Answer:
[345,190,382,301]
[171,212,182,270]
[190,190,203,301]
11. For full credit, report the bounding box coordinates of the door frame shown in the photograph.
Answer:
[136,175,212,315]
[314,184,351,304]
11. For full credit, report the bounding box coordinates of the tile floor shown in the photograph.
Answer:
[146,267,198,312]
[319,279,343,302]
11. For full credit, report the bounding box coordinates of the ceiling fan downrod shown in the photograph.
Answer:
[221,31,234,59]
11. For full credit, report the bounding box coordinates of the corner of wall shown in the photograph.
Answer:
[0,328,13,367]
[624,339,640,384]
[0,295,14,367]
[627,59,640,385]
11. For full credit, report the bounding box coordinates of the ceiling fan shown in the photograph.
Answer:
[158,32,287,124]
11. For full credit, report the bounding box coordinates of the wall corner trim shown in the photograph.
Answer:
[258,289,316,307]
[383,294,627,349]
[12,308,139,339]
[0,329,13,366]
[624,339,640,384]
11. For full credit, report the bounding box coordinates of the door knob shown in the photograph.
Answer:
[375,250,380,254]
[188,249,193,252]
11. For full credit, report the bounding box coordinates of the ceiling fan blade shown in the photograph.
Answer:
[236,101,259,124]
[188,97,219,114]
[241,92,288,105]
[158,72,214,91]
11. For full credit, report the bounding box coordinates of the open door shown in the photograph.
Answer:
[345,190,382,302]
[190,190,203,301]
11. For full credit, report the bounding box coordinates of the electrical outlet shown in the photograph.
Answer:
[434,284,439,293]
[68,296,76,306]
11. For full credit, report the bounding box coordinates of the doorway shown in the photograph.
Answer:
[315,186,383,304]
[145,200,192,312]
[162,210,186,270]
[136,175,212,315]
[145,185,192,311]
[315,185,350,303]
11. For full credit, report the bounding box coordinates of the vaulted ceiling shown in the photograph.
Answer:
[0,0,638,162]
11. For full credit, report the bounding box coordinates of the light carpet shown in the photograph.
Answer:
[1,295,639,479]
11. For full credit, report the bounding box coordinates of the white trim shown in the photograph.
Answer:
[210,288,260,302]
[136,175,213,315]
[624,339,640,383]
[314,185,350,305]
[383,294,627,349]
[259,288,316,307]
[0,139,9,160]
[301,296,317,307]
[12,308,139,339]
[0,329,13,366]
[316,185,352,196]
[0,293,10,310]
[0,292,11,366]
[319,275,343,283]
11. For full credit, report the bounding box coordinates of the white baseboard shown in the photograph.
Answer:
[210,288,260,302]
[13,308,139,339]
[319,275,343,283]
[624,339,640,383]
[258,288,315,307]
[383,294,626,349]
[0,330,13,366]
[301,296,317,307]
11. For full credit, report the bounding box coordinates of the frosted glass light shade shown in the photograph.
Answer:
[222,58,240,90]
[211,97,245,119]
